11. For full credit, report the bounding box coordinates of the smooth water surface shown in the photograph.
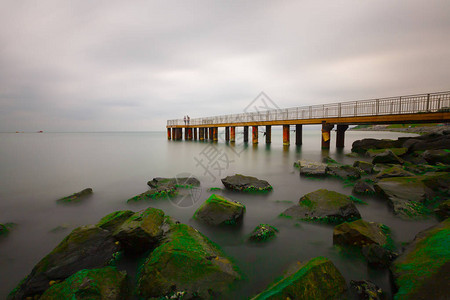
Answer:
[0,129,438,299]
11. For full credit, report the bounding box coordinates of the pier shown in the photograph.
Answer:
[167,91,450,148]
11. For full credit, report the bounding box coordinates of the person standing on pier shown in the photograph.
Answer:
[184,115,187,125]
[187,115,190,125]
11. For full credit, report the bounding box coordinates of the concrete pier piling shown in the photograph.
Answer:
[296,124,302,145]
[321,123,334,149]
[265,125,271,144]
[252,126,258,144]
[230,126,235,142]
[336,125,349,148]
[244,126,249,143]
[283,125,290,146]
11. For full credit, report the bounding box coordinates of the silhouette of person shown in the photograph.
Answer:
[187,115,190,125]
[184,116,186,125]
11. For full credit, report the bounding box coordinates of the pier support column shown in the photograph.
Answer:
[230,127,236,142]
[336,125,349,148]
[193,128,197,140]
[167,128,172,140]
[283,125,290,146]
[204,128,208,140]
[187,128,193,140]
[209,128,213,141]
[295,124,303,145]
[184,128,188,140]
[244,126,249,143]
[213,127,218,141]
[321,123,334,149]
[178,128,183,140]
[199,128,204,141]
[225,127,230,141]
[252,126,258,144]
[265,125,271,144]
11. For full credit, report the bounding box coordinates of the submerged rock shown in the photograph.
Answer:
[193,194,245,226]
[136,223,241,299]
[294,160,328,176]
[147,176,200,188]
[112,207,165,253]
[281,189,361,224]
[350,280,386,300]
[221,174,272,192]
[372,150,404,164]
[391,219,450,299]
[40,267,129,300]
[248,224,278,242]
[57,188,93,203]
[251,256,348,300]
[9,225,120,299]
[353,161,374,174]
[333,219,392,250]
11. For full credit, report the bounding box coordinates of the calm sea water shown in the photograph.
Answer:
[0,129,438,299]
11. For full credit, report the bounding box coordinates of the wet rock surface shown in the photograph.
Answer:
[248,224,278,242]
[350,279,386,300]
[194,194,245,226]
[282,189,361,224]
[221,174,272,192]
[294,160,328,176]
[57,188,93,204]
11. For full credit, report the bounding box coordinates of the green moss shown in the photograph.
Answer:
[349,196,367,205]
[127,188,178,203]
[393,221,450,299]
[301,215,358,224]
[299,198,316,209]
[367,148,407,156]
[193,194,245,225]
[209,187,222,191]
[40,267,127,299]
[243,185,273,193]
[278,213,293,219]
[97,210,133,231]
[300,189,351,209]
[249,224,279,242]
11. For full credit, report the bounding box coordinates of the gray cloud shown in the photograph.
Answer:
[0,0,449,131]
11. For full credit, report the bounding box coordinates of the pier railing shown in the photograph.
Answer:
[167,91,450,126]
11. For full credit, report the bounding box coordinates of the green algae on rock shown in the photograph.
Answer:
[248,224,278,242]
[281,189,361,224]
[221,174,273,192]
[353,160,374,174]
[193,194,245,226]
[40,267,129,300]
[251,256,348,300]
[136,223,241,299]
[56,188,93,204]
[97,210,134,233]
[333,219,393,250]
[9,225,120,299]
[126,186,178,202]
[112,207,165,253]
[391,219,450,300]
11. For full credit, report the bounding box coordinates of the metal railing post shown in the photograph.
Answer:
[399,97,402,114]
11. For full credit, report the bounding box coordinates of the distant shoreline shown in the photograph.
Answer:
[350,123,449,135]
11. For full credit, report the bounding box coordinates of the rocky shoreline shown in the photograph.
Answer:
[350,123,450,135]
[4,131,449,299]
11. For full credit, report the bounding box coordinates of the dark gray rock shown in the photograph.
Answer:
[281,189,361,224]
[57,188,93,203]
[221,174,272,192]
[327,165,361,180]
[422,149,450,165]
[147,177,200,188]
[350,279,386,300]
[353,161,374,174]
[351,139,403,154]
[362,244,397,268]
[372,150,404,164]
[435,199,450,220]
[248,224,278,242]
[193,194,245,226]
[9,226,120,299]
[375,165,415,179]
[352,180,376,194]
[294,160,328,176]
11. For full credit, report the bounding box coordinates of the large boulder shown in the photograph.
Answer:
[327,165,361,180]
[193,194,245,226]
[351,138,403,154]
[248,224,279,242]
[362,244,397,268]
[281,189,361,224]
[372,150,404,164]
[57,188,93,204]
[422,149,450,165]
[112,207,165,253]
[9,226,120,299]
[352,180,376,195]
[136,223,241,299]
[391,219,450,299]
[40,267,129,300]
[405,132,450,152]
[251,256,348,300]
[366,148,407,158]
[333,219,392,250]
[221,174,272,192]
[374,177,428,219]
[294,160,327,176]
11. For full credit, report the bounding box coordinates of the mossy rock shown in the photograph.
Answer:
[366,148,407,157]
[435,199,450,220]
[350,280,386,300]
[40,267,129,300]
[391,219,450,299]
[193,194,245,226]
[333,219,392,250]
[248,224,279,242]
[112,207,165,253]
[422,149,450,165]
[372,150,404,165]
[353,160,374,174]
[251,256,348,299]
[9,225,120,299]
[57,188,93,204]
[221,174,273,192]
[326,165,361,180]
[351,138,403,154]
[97,210,134,233]
[136,223,241,299]
[126,186,178,202]
[352,180,376,195]
[147,176,200,188]
[281,189,361,224]
[294,160,328,176]
[375,165,415,179]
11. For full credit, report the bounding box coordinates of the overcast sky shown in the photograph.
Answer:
[1,1,449,132]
